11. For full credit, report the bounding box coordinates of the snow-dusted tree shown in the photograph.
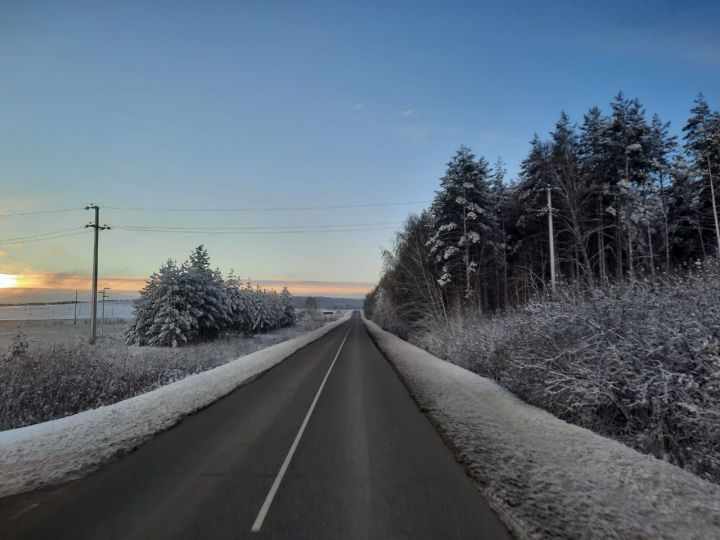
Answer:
[604,93,653,278]
[579,106,613,283]
[514,134,555,292]
[181,245,232,342]
[127,247,295,346]
[427,146,494,311]
[549,112,595,285]
[280,286,296,327]
[668,155,710,261]
[647,114,677,272]
[125,259,192,346]
[225,271,253,335]
[146,284,191,347]
[683,93,720,255]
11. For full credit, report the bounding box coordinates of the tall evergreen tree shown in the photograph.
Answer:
[427,146,495,310]
[125,259,191,346]
[182,245,232,341]
[683,93,720,254]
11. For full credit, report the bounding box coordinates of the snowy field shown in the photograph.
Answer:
[0,318,126,350]
[0,300,135,321]
[364,318,720,539]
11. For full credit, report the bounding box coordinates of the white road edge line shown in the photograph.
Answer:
[250,325,352,533]
[10,503,39,520]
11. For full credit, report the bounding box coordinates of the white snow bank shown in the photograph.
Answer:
[364,319,720,540]
[0,312,351,498]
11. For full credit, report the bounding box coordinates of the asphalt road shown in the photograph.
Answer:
[0,312,511,539]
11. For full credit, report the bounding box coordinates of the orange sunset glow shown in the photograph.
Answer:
[0,271,373,299]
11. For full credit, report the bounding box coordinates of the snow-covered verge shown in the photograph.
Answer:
[1,319,324,430]
[364,319,720,540]
[410,266,720,485]
[0,312,351,498]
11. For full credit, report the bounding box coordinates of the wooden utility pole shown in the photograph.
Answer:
[100,287,110,336]
[85,204,110,345]
[547,187,556,293]
[707,155,720,255]
[73,290,78,325]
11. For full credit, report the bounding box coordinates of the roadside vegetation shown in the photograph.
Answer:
[0,245,326,430]
[365,92,720,484]
[1,317,323,431]
[125,245,296,346]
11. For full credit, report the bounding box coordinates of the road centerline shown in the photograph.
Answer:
[250,325,352,533]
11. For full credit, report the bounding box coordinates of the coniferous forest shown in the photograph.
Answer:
[367,92,720,325]
[365,92,720,484]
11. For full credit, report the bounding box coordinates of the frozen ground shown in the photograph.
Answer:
[364,319,720,539]
[0,318,126,349]
[0,312,351,498]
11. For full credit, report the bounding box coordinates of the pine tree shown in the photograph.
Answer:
[647,114,677,272]
[579,106,612,283]
[683,93,720,254]
[427,146,495,311]
[515,134,554,293]
[181,245,232,342]
[280,286,296,327]
[550,112,595,284]
[125,259,191,346]
[605,93,652,277]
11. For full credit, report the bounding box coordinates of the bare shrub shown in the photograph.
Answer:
[413,260,720,484]
[5,332,30,362]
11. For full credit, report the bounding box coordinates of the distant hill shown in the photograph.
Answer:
[292,296,363,310]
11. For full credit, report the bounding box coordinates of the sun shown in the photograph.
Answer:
[0,274,19,288]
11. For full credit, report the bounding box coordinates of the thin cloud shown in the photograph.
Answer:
[398,125,430,141]
[350,102,366,110]
[395,109,416,117]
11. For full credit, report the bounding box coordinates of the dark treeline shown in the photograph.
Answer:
[366,92,720,334]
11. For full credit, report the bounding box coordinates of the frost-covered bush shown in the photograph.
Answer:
[412,260,720,484]
[126,246,295,346]
[5,332,30,361]
[0,322,320,430]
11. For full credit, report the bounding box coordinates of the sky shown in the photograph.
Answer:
[1,0,719,301]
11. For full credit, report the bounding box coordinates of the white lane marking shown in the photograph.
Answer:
[251,326,352,533]
[10,503,39,520]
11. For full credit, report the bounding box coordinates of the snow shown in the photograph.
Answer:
[0,301,135,321]
[0,311,351,498]
[363,318,720,540]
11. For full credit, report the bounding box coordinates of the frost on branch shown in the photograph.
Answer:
[415,260,720,484]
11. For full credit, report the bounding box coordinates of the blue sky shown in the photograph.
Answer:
[1,0,719,299]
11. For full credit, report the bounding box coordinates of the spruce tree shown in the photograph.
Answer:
[683,93,720,254]
[427,146,494,310]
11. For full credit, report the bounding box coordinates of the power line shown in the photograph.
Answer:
[112,221,403,231]
[103,200,430,212]
[0,227,85,244]
[0,230,90,247]
[0,207,83,217]
[0,251,61,275]
[113,226,399,235]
